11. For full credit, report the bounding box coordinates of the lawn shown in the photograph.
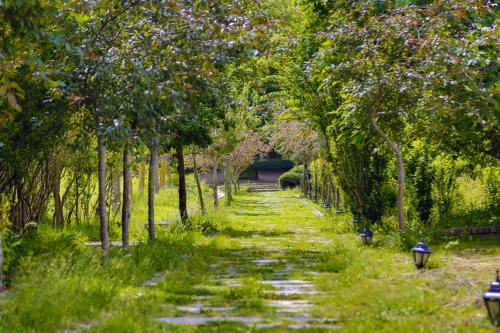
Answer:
[0,187,498,332]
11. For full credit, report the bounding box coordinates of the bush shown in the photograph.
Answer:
[279,170,301,188]
[250,159,293,171]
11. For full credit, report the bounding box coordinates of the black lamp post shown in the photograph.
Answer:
[353,214,361,227]
[411,240,432,269]
[483,270,500,327]
[321,199,331,210]
[359,227,373,245]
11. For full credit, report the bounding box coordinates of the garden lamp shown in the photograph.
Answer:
[360,227,373,245]
[322,199,331,209]
[483,270,500,326]
[412,240,432,269]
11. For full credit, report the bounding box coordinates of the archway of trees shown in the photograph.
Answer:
[0,1,498,328]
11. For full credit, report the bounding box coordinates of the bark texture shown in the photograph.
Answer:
[52,167,64,227]
[121,145,131,249]
[148,146,157,240]
[176,145,188,223]
[212,164,219,208]
[97,133,110,251]
[192,154,205,214]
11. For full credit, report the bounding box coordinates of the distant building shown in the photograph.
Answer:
[242,158,294,183]
[200,158,294,185]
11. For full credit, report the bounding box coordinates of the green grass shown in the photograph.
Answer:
[0,186,498,332]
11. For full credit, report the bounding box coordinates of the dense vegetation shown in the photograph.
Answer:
[0,0,498,331]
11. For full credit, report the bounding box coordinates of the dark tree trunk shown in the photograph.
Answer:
[314,171,318,200]
[223,167,233,205]
[52,168,64,227]
[327,174,337,209]
[148,146,157,240]
[166,155,172,188]
[176,144,188,223]
[212,164,219,208]
[192,154,205,214]
[97,133,110,251]
[0,196,4,291]
[321,172,327,201]
[121,144,131,249]
[303,163,311,197]
[75,171,80,224]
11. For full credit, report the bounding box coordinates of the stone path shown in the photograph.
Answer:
[155,191,338,331]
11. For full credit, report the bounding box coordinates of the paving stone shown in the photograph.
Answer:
[157,316,260,325]
[312,208,324,218]
[176,303,233,314]
[83,241,139,246]
[253,258,280,266]
[143,272,164,286]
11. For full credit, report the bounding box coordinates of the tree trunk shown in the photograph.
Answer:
[224,167,233,205]
[321,172,327,201]
[314,171,318,200]
[97,133,110,251]
[148,146,157,240]
[139,161,145,193]
[0,228,3,291]
[394,144,406,231]
[166,155,172,188]
[176,144,188,223]
[212,164,218,208]
[192,154,205,214]
[121,144,131,250]
[369,112,405,232]
[0,196,4,291]
[303,163,311,197]
[52,167,64,227]
[75,171,80,224]
[327,174,337,208]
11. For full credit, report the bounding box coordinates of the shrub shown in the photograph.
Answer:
[279,170,301,188]
[250,159,293,171]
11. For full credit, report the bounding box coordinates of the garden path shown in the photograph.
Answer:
[155,190,338,331]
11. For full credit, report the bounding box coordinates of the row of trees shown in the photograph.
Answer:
[0,0,498,289]
[0,0,273,288]
[264,0,498,230]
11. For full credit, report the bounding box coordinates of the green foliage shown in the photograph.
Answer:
[484,167,499,213]
[406,142,435,224]
[250,159,294,171]
[183,211,230,236]
[278,169,301,189]
[431,155,467,218]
